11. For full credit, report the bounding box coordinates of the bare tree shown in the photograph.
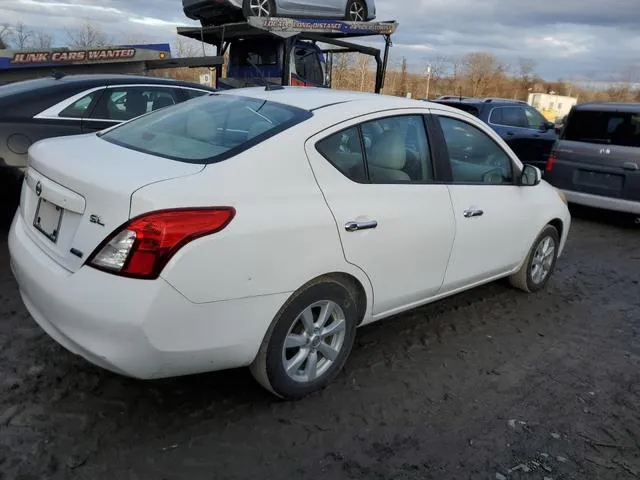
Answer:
[66,21,111,48]
[0,24,11,49]
[172,35,214,58]
[397,57,409,97]
[516,57,537,99]
[355,54,372,92]
[33,31,53,48]
[9,22,34,49]
[461,52,503,97]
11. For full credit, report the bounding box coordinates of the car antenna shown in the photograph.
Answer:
[247,58,284,92]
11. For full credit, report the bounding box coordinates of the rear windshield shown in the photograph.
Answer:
[100,94,311,163]
[563,109,640,147]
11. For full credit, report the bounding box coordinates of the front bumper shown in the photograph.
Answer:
[8,212,288,379]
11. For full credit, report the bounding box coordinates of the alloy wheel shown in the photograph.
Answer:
[281,300,347,383]
[249,0,271,17]
[348,1,365,21]
[530,236,556,285]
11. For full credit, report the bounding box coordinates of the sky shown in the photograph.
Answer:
[1,0,640,82]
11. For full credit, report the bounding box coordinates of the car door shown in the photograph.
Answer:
[305,111,456,317]
[82,85,182,133]
[487,106,532,163]
[522,104,557,169]
[279,0,342,16]
[431,109,531,292]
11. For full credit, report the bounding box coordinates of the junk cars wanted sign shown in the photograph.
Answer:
[11,48,137,65]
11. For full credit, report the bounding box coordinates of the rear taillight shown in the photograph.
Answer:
[88,207,235,279]
[546,152,557,173]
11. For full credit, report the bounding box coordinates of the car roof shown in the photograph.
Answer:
[0,73,216,91]
[219,86,451,112]
[573,102,640,113]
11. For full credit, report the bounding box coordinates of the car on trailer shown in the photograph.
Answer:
[183,0,376,26]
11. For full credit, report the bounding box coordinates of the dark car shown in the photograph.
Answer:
[0,74,216,171]
[431,97,557,169]
[545,102,640,216]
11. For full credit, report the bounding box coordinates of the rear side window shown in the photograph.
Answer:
[100,94,311,164]
[563,110,640,147]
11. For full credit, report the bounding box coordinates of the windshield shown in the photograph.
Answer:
[100,94,311,164]
[563,109,640,147]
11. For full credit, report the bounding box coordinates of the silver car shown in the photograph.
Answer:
[183,0,376,26]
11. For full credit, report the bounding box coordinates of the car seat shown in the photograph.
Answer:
[368,131,410,183]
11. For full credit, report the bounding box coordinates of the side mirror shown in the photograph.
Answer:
[541,121,554,132]
[521,164,542,186]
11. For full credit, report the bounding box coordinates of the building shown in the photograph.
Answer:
[527,92,578,122]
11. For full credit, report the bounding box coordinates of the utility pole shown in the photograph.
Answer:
[425,63,432,100]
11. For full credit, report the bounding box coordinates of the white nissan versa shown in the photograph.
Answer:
[9,87,571,399]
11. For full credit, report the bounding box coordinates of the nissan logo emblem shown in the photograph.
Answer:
[35,181,42,197]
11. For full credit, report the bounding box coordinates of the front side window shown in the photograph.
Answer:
[100,94,311,164]
[524,106,547,130]
[438,116,514,185]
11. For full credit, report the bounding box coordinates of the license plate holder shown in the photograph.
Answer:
[33,198,63,243]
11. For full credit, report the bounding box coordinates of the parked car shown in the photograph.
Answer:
[431,97,557,170]
[183,0,376,26]
[0,73,216,171]
[545,102,640,215]
[9,87,571,399]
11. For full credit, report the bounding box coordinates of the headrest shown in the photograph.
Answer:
[368,131,406,170]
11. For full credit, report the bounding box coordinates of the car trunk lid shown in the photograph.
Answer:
[20,133,204,273]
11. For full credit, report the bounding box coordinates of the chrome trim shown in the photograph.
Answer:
[345,220,378,232]
[34,84,213,122]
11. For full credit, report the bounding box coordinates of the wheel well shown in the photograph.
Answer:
[327,273,367,325]
[548,218,564,239]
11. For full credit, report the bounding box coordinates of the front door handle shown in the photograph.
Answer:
[345,220,378,232]
[463,209,484,218]
[623,162,639,171]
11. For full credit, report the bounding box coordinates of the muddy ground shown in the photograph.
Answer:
[0,172,639,480]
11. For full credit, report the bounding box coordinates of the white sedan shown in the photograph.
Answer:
[8,87,571,399]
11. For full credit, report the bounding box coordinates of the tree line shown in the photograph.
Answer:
[332,53,640,103]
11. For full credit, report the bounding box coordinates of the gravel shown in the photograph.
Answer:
[1,173,638,480]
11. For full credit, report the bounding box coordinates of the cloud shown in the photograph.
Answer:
[1,0,639,81]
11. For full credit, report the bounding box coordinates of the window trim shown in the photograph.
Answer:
[432,110,522,187]
[33,84,214,123]
[314,112,439,185]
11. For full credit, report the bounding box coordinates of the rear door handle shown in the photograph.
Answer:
[345,220,378,232]
[623,162,639,171]
[463,209,484,218]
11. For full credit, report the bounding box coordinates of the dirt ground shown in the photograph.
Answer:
[0,172,638,480]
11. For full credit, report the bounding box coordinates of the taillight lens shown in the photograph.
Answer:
[88,208,235,279]
[546,152,557,173]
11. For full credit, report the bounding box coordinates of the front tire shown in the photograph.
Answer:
[345,0,367,21]
[509,225,560,293]
[250,278,358,400]
[243,0,276,19]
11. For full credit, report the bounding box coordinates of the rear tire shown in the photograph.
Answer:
[250,278,358,400]
[345,0,367,21]
[509,225,560,293]
[243,0,276,19]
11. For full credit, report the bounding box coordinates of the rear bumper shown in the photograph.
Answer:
[8,212,288,379]
[563,189,640,215]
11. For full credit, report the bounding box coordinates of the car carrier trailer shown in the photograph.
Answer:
[176,17,397,93]
[0,44,223,84]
